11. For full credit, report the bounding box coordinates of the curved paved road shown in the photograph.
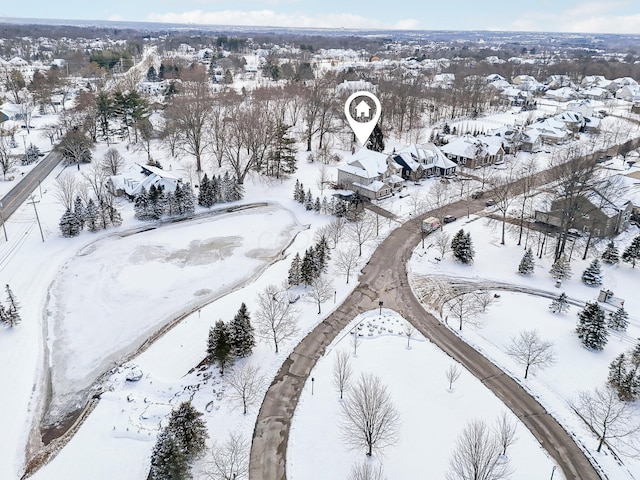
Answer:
[250,203,600,480]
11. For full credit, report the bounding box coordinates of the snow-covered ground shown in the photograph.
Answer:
[2,82,640,480]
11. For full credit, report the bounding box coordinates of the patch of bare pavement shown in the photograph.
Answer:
[250,201,601,480]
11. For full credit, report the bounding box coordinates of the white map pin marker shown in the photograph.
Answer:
[344,91,382,146]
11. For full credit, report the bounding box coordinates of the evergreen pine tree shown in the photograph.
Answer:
[59,208,80,237]
[549,292,570,314]
[221,172,234,202]
[164,190,177,217]
[364,123,385,152]
[305,189,314,211]
[300,247,316,285]
[208,320,232,374]
[107,204,123,227]
[85,199,98,232]
[134,186,151,220]
[622,235,640,268]
[334,199,346,217]
[608,353,629,399]
[73,196,85,230]
[5,284,20,327]
[581,258,603,286]
[150,429,189,480]
[22,143,41,165]
[148,185,164,219]
[294,179,302,202]
[267,124,297,178]
[229,176,243,201]
[549,256,572,281]
[198,174,214,207]
[601,240,620,265]
[608,306,630,331]
[321,196,329,214]
[166,401,208,459]
[181,183,196,215]
[228,303,255,358]
[288,252,302,286]
[576,301,608,350]
[452,229,474,264]
[211,175,221,203]
[314,197,321,212]
[518,248,534,275]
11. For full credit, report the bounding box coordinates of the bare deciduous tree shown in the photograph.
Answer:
[446,419,511,480]
[340,373,400,457]
[435,231,451,259]
[255,284,298,354]
[506,329,556,379]
[205,431,250,480]
[493,411,518,456]
[54,173,78,210]
[335,247,360,284]
[348,460,386,480]
[348,212,377,256]
[317,163,332,194]
[573,387,640,454]
[403,322,416,349]
[446,363,461,391]
[447,293,481,331]
[332,349,353,400]
[0,137,16,180]
[326,217,347,248]
[101,147,124,175]
[225,363,265,415]
[306,275,334,314]
[474,290,496,313]
[486,165,518,245]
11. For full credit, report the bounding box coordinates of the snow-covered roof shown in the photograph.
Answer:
[110,163,182,197]
[339,149,392,180]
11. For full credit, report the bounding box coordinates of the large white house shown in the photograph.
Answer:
[336,149,403,200]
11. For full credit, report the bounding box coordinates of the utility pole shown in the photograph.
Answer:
[27,195,44,242]
[0,201,7,241]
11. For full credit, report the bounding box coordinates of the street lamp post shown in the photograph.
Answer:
[311,377,315,395]
[378,300,383,315]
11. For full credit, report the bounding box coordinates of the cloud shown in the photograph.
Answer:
[147,9,415,30]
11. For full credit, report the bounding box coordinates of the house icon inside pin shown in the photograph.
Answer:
[355,100,371,119]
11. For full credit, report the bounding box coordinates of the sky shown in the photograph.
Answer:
[2,0,640,34]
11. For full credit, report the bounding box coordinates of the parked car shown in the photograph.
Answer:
[471,190,484,199]
[485,199,496,207]
[567,228,582,237]
[443,215,457,224]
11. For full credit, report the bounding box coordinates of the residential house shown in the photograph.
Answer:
[545,87,579,102]
[440,135,504,169]
[392,143,456,181]
[615,84,640,103]
[526,118,569,145]
[535,179,634,237]
[109,163,183,199]
[336,149,403,200]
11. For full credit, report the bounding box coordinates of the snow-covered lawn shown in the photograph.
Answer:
[288,309,560,480]
[410,213,640,478]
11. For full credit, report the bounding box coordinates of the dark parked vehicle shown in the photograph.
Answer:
[485,199,496,207]
[471,190,484,199]
[443,215,457,223]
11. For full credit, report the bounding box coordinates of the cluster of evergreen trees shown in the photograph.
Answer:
[549,255,572,282]
[292,179,360,218]
[150,401,208,480]
[608,340,640,401]
[576,301,610,350]
[134,183,195,221]
[451,229,475,264]
[197,172,243,208]
[21,143,40,166]
[288,235,330,287]
[0,284,20,327]
[207,303,255,375]
[59,196,122,237]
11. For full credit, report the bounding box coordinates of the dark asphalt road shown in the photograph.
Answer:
[250,199,601,480]
[0,150,62,221]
